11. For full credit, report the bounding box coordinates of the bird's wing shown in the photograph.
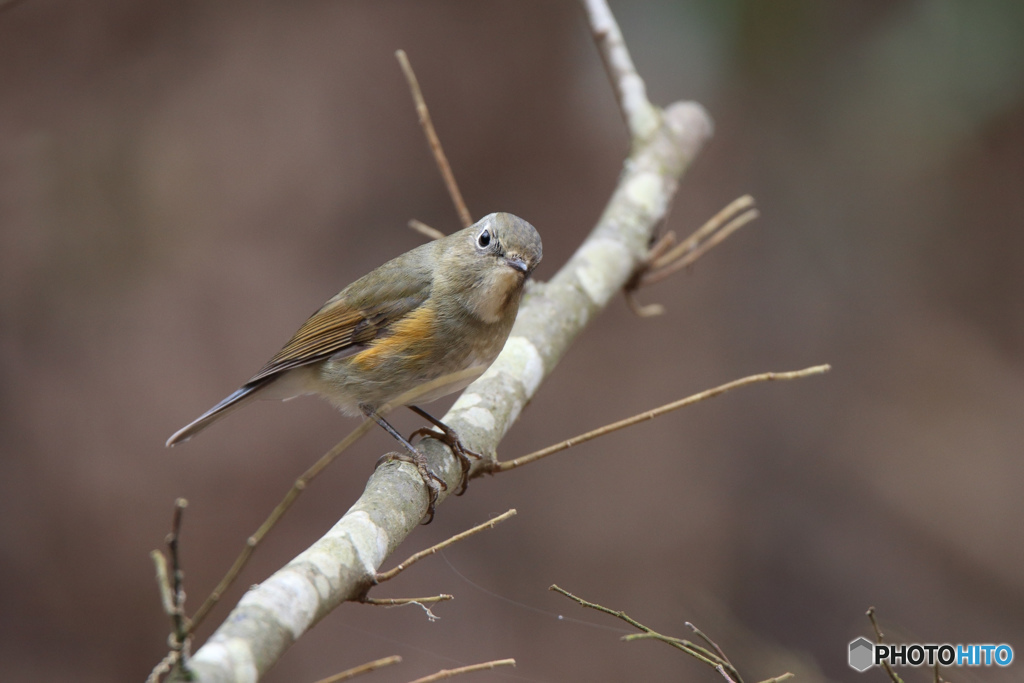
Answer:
[247,293,428,384]
[245,248,436,384]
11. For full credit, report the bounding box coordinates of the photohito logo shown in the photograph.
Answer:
[848,638,1014,672]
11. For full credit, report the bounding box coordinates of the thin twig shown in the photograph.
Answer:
[687,622,731,670]
[640,209,759,289]
[623,633,732,672]
[152,551,175,618]
[375,509,517,582]
[148,498,193,683]
[654,196,755,270]
[625,229,678,315]
[313,655,402,683]
[867,607,905,683]
[406,659,516,683]
[146,651,179,683]
[629,195,757,299]
[494,365,830,472]
[687,622,742,683]
[550,585,745,680]
[188,419,376,633]
[361,594,454,606]
[716,664,739,683]
[625,196,757,315]
[755,674,794,683]
[396,49,472,228]
[409,219,446,240]
[624,289,665,317]
[167,498,189,645]
[361,596,450,621]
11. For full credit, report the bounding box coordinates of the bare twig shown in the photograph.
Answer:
[313,655,402,683]
[687,622,740,682]
[624,196,758,316]
[755,674,795,683]
[623,633,729,671]
[550,585,744,681]
[396,50,472,228]
[152,551,175,619]
[624,289,665,317]
[409,219,446,241]
[188,418,376,633]
[716,664,739,683]
[623,229,679,315]
[653,196,753,270]
[361,594,453,607]
[146,651,179,683]
[361,596,450,622]
[639,195,758,289]
[867,607,905,683]
[375,509,517,582]
[148,498,193,683]
[572,596,795,683]
[406,659,516,683]
[167,499,189,642]
[494,365,830,472]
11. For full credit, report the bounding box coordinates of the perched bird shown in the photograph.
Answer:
[167,212,542,519]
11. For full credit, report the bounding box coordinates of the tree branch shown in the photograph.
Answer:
[491,366,829,472]
[580,0,660,141]
[174,2,713,679]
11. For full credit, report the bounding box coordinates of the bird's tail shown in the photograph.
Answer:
[166,380,269,447]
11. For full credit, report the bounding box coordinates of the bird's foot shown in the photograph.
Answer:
[408,407,482,496]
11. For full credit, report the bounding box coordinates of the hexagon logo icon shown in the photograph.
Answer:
[849,637,875,672]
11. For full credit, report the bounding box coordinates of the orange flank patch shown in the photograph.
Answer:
[351,305,436,370]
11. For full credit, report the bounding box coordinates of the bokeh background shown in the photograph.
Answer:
[2,1,1023,681]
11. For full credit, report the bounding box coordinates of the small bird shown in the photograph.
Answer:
[167,212,542,520]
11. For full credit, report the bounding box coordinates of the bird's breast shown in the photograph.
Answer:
[464,267,523,324]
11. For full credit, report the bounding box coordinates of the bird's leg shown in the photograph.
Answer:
[407,405,482,496]
[360,405,446,524]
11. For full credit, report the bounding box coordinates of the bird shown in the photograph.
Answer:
[167,212,542,520]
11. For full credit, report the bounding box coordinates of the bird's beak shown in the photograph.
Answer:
[505,255,529,274]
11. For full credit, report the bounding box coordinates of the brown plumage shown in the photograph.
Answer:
[167,213,542,455]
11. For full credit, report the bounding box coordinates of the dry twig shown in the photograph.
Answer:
[148,498,192,682]
[361,595,453,607]
[625,195,759,316]
[409,219,446,240]
[361,595,451,622]
[552,586,797,683]
[550,585,753,682]
[312,655,402,683]
[493,365,830,472]
[756,675,795,683]
[396,49,472,228]
[406,659,516,683]
[375,509,517,582]
[867,607,906,683]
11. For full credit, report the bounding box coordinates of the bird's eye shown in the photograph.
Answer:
[477,228,491,248]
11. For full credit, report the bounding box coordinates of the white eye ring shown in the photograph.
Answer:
[477,228,492,248]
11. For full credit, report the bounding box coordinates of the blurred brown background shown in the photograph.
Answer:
[2,1,1023,681]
